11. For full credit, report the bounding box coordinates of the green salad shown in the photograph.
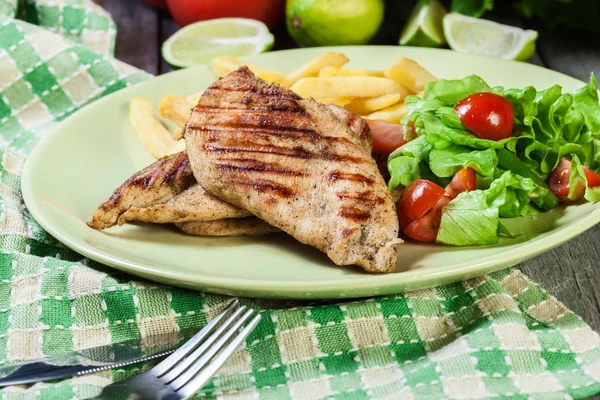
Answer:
[388,73,600,246]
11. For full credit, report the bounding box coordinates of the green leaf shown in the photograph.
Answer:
[429,146,497,177]
[388,156,421,191]
[436,171,550,245]
[422,75,491,105]
[437,190,499,245]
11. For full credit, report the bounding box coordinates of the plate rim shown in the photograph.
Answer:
[21,45,600,298]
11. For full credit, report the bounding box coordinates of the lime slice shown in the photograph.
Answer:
[399,0,446,47]
[443,12,538,61]
[162,18,274,68]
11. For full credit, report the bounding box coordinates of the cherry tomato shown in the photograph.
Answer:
[396,180,445,230]
[584,166,600,187]
[367,120,409,155]
[166,0,286,29]
[143,0,168,11]
[404,196,450,242]
[547,158,571,197]
[547,158,600,202]
[455,92,515,141]
[401,168,475,242]
[446,167,477,197]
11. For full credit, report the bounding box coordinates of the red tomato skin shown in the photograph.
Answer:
[547,157,600,202]
[446,167,476,197]
[165,0,286,29]
[404,195,451,242]
[455,92,515,141]
[367,119,409,155]
[547,158,571,197]
[584,166,600,187]
[401,168,476,242]
[397,180,445,230]
[144,0,168,11]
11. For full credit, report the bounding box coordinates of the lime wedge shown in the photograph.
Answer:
[443,12,538,61]
[399,0,447,47]
[162,18,274,68]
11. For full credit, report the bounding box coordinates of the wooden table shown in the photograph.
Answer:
[101,0,600,333]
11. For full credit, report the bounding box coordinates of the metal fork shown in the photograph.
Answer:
[91,300,260,400]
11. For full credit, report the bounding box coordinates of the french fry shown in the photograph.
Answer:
[364,102,409,124]
[384,57,437,93]
[282,52,349,87]
[345,93,403,115]
[159,94,192,130]
[212,55,285,83]
[316,96,354,107]
[186,92,201,106]
[130,97,180,159]
[318,66,384,77]
[169,138,186,153]
[290,76,404,99]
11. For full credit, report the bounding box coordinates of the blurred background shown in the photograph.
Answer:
[98,0,600,81]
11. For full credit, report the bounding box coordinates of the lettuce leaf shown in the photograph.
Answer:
[429,146,497,177]
[390,73,600,246]
[436,171,551,245]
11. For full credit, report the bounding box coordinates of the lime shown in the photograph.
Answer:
[399,0,447,47]
[162,18,274,68]
[286,0,384,47]
[443,12,538,61]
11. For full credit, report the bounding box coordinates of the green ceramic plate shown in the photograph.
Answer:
[21,46,600,299]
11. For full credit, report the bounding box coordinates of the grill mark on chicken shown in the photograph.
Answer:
[185,66,401,272]
[337,191,385,204]
[215,161,307,177]
[205,143,363,163]
[230,179,295,198]
[199,127,356,147]
[87,152,195,229]
[329,170,375,184]
[338,207,371,222]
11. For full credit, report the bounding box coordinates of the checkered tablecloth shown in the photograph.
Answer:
[1,1,600,399]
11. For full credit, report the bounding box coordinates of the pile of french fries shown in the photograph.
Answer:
[130,52,438,160]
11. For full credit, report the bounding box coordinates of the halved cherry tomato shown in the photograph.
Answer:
[402,168,475,242]
[367,119,408,155]
[547,157,600,202]
[396,180,445,230]
[446,167,476,197]
[404,196,450,242]
[455,92,515,141]
[585,167,600,187]
[547,158,571,197]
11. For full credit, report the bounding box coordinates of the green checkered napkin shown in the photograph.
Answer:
[1,2,600,399]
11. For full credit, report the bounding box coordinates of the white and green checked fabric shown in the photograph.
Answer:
[2,1,600,399]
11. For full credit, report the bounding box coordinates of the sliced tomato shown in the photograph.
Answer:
[584,166,600,187]
[404,196,450,242]
[547,157,600,202]
[446,167,476,197]
[396,180,445,230]
[547,158,571,197]
[367,119,408,155]
[455,92,515,141]
[402,168,475,243]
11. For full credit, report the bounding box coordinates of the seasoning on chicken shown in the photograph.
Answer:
[87,152,194,229]
[185,66,401,273]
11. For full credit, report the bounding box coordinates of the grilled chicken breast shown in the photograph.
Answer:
[176,218,279,236]
[185,66,400,273]
[119,184,250,224]
[88,152,194,229]
[89,104,371,232]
